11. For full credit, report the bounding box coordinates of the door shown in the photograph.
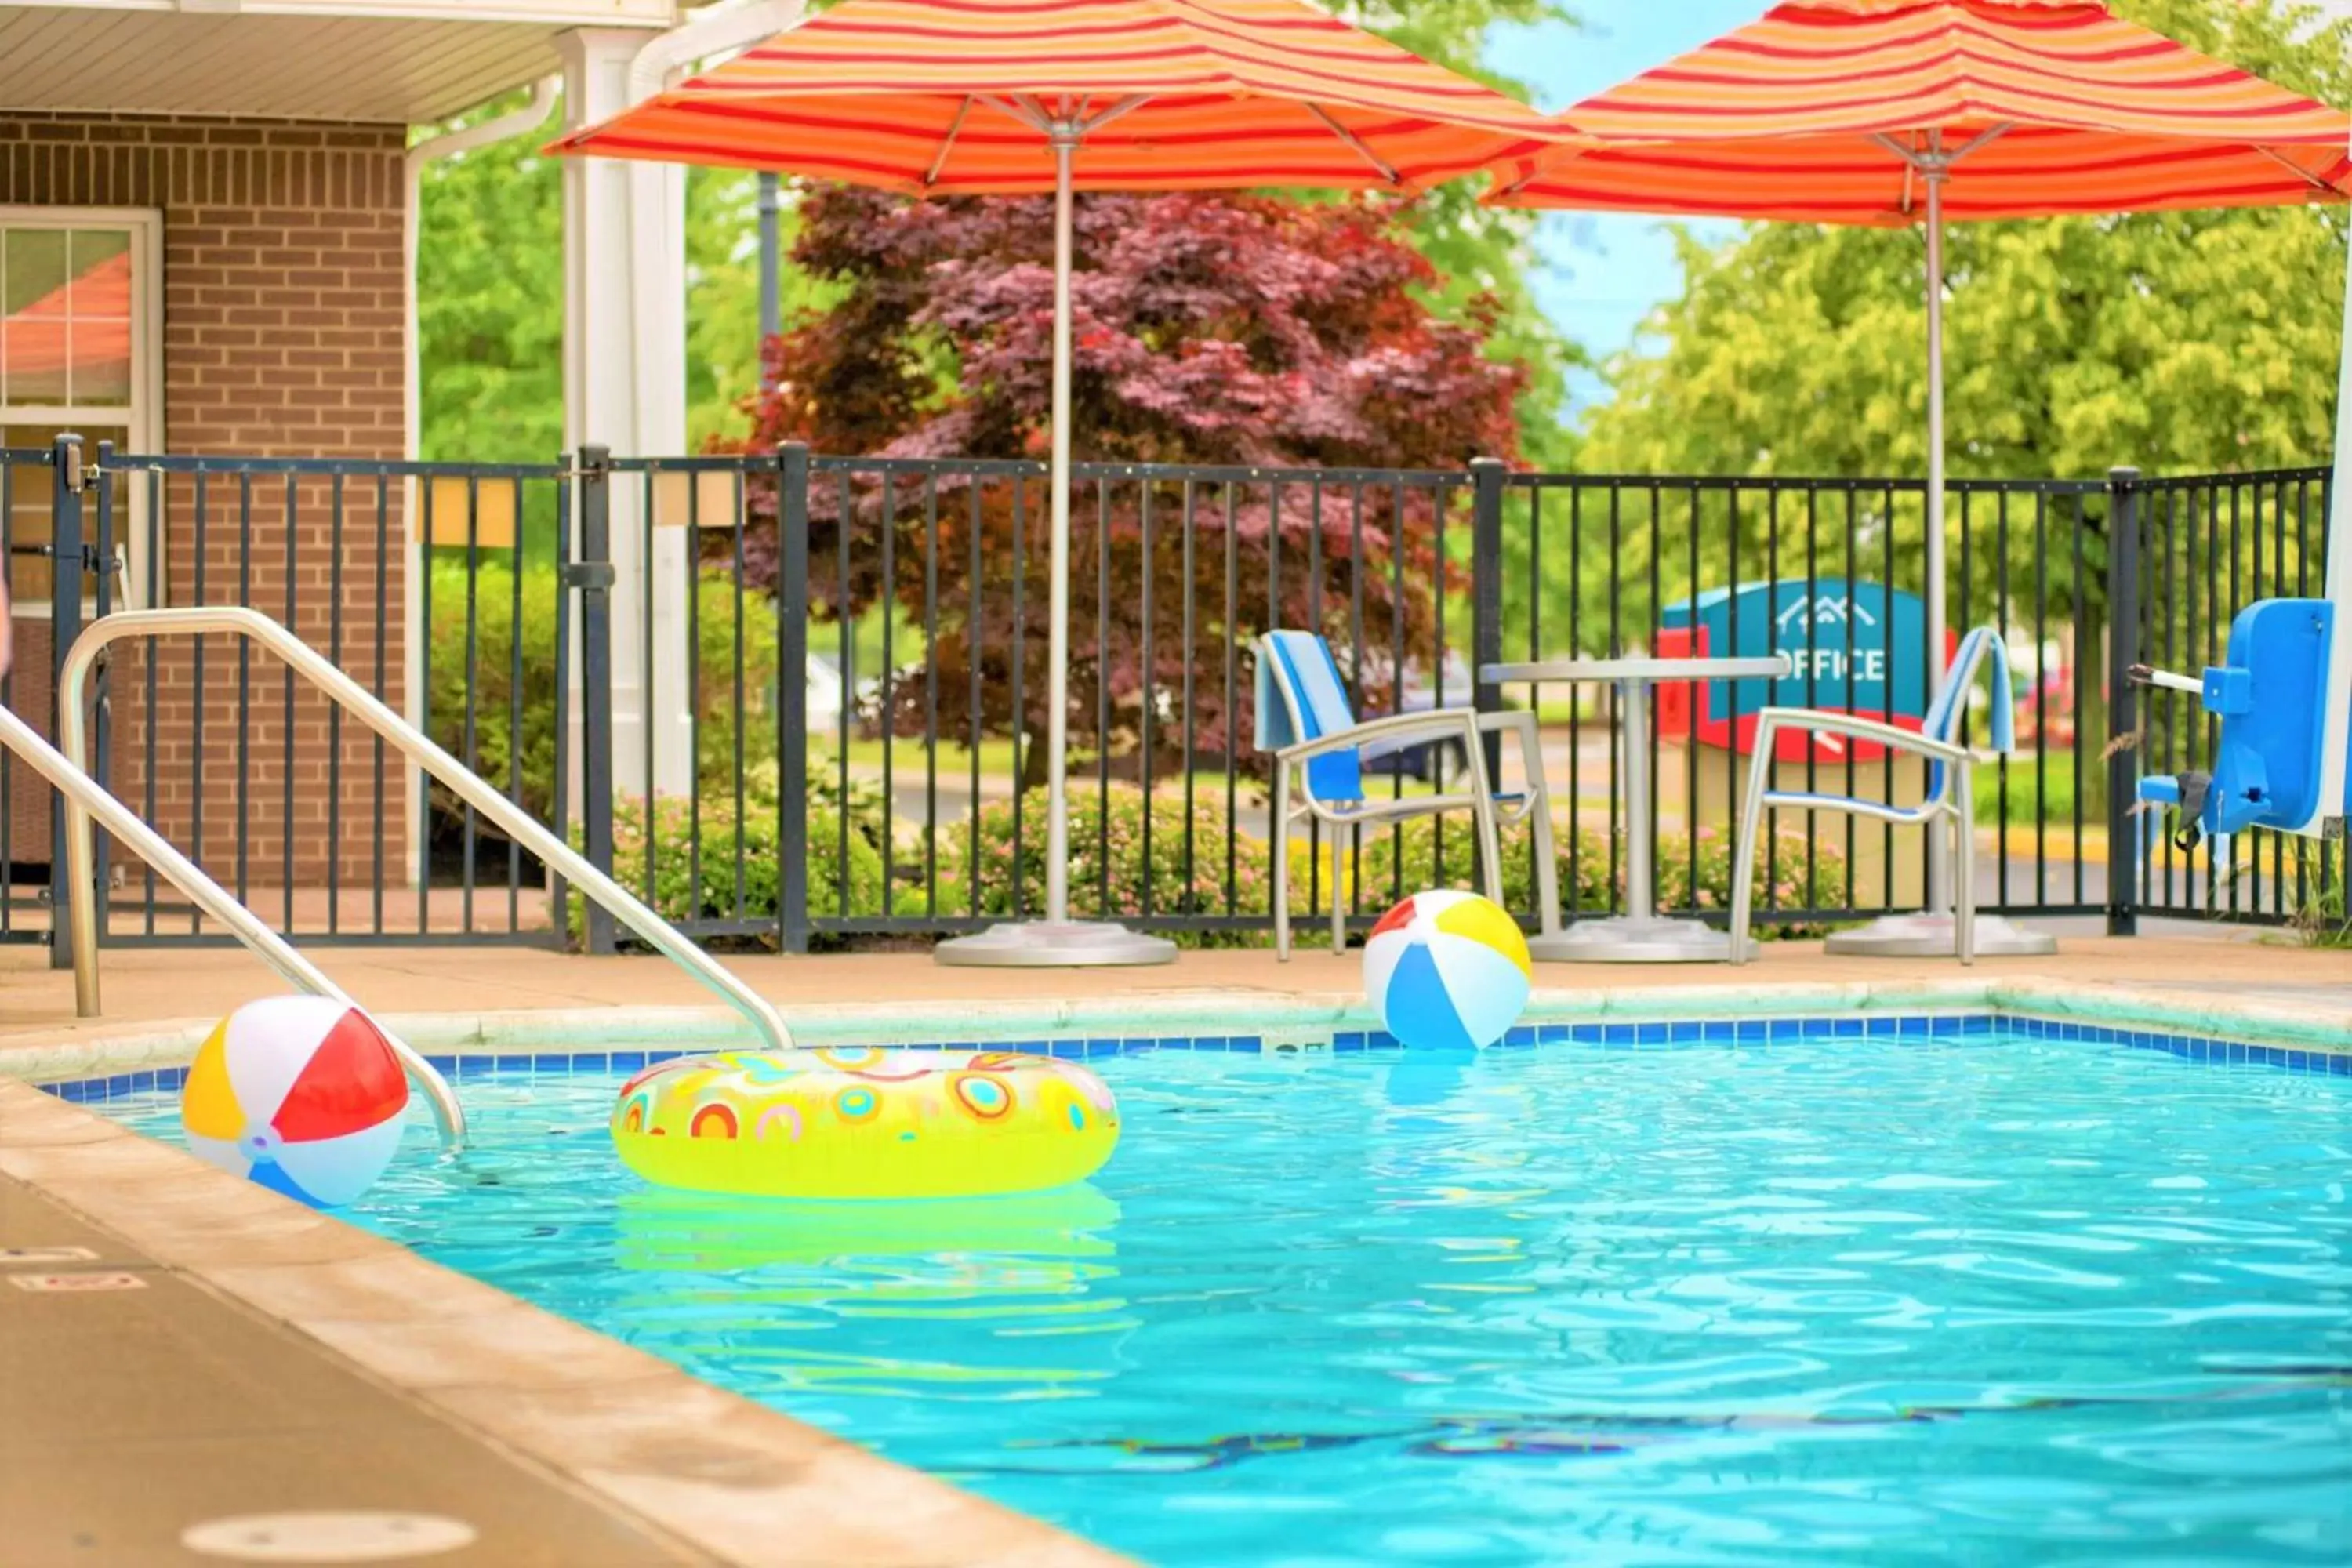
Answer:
[0,209,160,875]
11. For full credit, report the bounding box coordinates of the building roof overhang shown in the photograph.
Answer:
[0,1,681,124]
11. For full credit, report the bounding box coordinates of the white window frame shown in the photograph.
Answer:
[0,205,165,615]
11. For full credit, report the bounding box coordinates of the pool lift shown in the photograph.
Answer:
[2129,248,2352,866]
[29,605,801,1155]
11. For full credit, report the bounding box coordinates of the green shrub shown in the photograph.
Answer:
[1348,814,1840,940]
[1653,826,1849,940]
[927,786,1274,947]
[566,758,888,948]
[427,556,782,826]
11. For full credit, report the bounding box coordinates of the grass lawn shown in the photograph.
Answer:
[1973,748,2082,827]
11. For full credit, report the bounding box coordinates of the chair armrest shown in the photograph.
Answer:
[1752,706,1973,766]
[1276,709,1482,766]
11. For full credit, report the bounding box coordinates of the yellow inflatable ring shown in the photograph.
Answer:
[609,1047,1120,1200]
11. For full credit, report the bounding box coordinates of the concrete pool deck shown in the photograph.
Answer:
[4,930,2349,1051]
[2,932,2347,1565]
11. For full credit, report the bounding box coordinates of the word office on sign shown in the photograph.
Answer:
[1657,578,1955,764]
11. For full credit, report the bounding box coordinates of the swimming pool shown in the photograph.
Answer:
[98,1019,2352,1565]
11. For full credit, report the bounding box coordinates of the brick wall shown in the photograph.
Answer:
[0,113,409,888]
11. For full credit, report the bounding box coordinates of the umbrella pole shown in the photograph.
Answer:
[1047,126,1076,927]
[1924,161,1948,920]
[934,116,1175,967]
[1825,137,2053,959]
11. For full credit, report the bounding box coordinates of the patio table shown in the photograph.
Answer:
[1481,654,1792,963]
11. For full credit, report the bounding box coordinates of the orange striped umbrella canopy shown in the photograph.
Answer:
[546,0,1576,193]
[1493,0,2352,223]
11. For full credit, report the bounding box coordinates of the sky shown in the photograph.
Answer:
[1483,1,1767,415]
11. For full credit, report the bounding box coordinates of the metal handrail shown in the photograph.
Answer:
[0,699,467,1147]
[58,608,797,1055]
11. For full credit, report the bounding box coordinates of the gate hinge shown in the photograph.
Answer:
[559,561,617,591]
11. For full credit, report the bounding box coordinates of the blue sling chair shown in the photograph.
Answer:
[1255,631,1560,960]
[1730,626,2015,966]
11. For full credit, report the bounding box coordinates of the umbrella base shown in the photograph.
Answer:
[1822,913,2056,958]
[934,920,1181,968]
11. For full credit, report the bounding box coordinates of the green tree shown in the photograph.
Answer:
[1565,0,2350,813]
[412,91,786,463]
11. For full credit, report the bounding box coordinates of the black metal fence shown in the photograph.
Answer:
[4,431,2337,960]
[2114,465,2336,927]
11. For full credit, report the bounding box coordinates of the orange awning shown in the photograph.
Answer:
[548,0,1577,193]
[1494,0,2352,223]
[1,249,131,379]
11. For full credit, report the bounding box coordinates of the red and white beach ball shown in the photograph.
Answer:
[180,996,410,1208]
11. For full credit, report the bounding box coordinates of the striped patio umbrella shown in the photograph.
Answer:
[1489,0,2352,957]
[551,0,1575,969]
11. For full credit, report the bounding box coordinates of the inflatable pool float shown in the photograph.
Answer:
[610,1047,1120,1200]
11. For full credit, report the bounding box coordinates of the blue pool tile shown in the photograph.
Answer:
[1369,1031,1400,1051]
[1501,1026,1539,1049]
[1929,1015,1964,1037]
[1736,1020,1768,1043]
[1865,1017,1900,1038]
[1703,1021,1737,1044]
[1044,1040,1084,1058]
[608,1051,646,1072]
[1637,1023,1669,1047]
[1897,1017,1929,1038]
[1769,1018,1805,1043]
[1535,1024,1573,1044]
[530,1053,570,1073]
[1230,1036,1265,1054]
[2329,1053,2350,1076]
[1191,1036,1229,1053]
[568,1052,609,1073]
[56,1080,87,1102]
[156,1066,187,1093]
[1570,1024,1606,1045]
[1602,1024,1638,1048]
[1831,1018,1865,1038]
[2285,1050,2311,1073]
[1963,1015,1996,1036]
[1331,1033,1366,1054]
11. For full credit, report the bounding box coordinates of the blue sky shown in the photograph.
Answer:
[1484,2,1765,413]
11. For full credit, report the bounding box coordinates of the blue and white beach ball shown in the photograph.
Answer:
[1363,890,1532,1051]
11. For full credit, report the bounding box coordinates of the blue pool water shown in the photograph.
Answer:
[107,1026,2352,1565]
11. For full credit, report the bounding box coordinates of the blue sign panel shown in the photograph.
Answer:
[1662,577,1936,717]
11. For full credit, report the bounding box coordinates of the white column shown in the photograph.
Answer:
[559,27,695,810]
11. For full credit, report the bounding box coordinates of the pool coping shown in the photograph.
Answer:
[6,975,2347,1087]
[2,975,2343,1566]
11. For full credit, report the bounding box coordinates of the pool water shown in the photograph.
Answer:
[110,1029,2352,1566]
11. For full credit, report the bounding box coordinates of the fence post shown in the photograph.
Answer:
[574,445,619,955]
[777,443,811,955]
[1468,457,1507,791]
[48,434,85,971]
[2105,466,2141,938]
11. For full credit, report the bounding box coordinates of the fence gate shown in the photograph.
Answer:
[2116,465,2339,928]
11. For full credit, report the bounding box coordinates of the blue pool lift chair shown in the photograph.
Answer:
[1730,625,2014,967]
[1257,631,1560,960]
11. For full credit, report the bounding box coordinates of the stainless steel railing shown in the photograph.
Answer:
[58,608,797,1056]
[0,696,467,1147]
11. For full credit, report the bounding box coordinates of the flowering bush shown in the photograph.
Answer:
[1653,826,1849,940]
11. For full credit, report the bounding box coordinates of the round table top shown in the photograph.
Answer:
[1480,655,1793,684]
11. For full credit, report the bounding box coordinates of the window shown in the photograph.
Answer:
[0,209,161,613]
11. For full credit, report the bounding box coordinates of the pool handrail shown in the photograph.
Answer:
[58,607,797,1058]
[0,695,467,1148]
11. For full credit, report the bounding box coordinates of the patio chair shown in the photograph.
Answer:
[1729,625,2014,966]
[1256,631,1559,960]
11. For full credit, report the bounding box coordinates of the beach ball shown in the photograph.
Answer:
[1363,890,1532,1051]
[180,996,409,1209]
